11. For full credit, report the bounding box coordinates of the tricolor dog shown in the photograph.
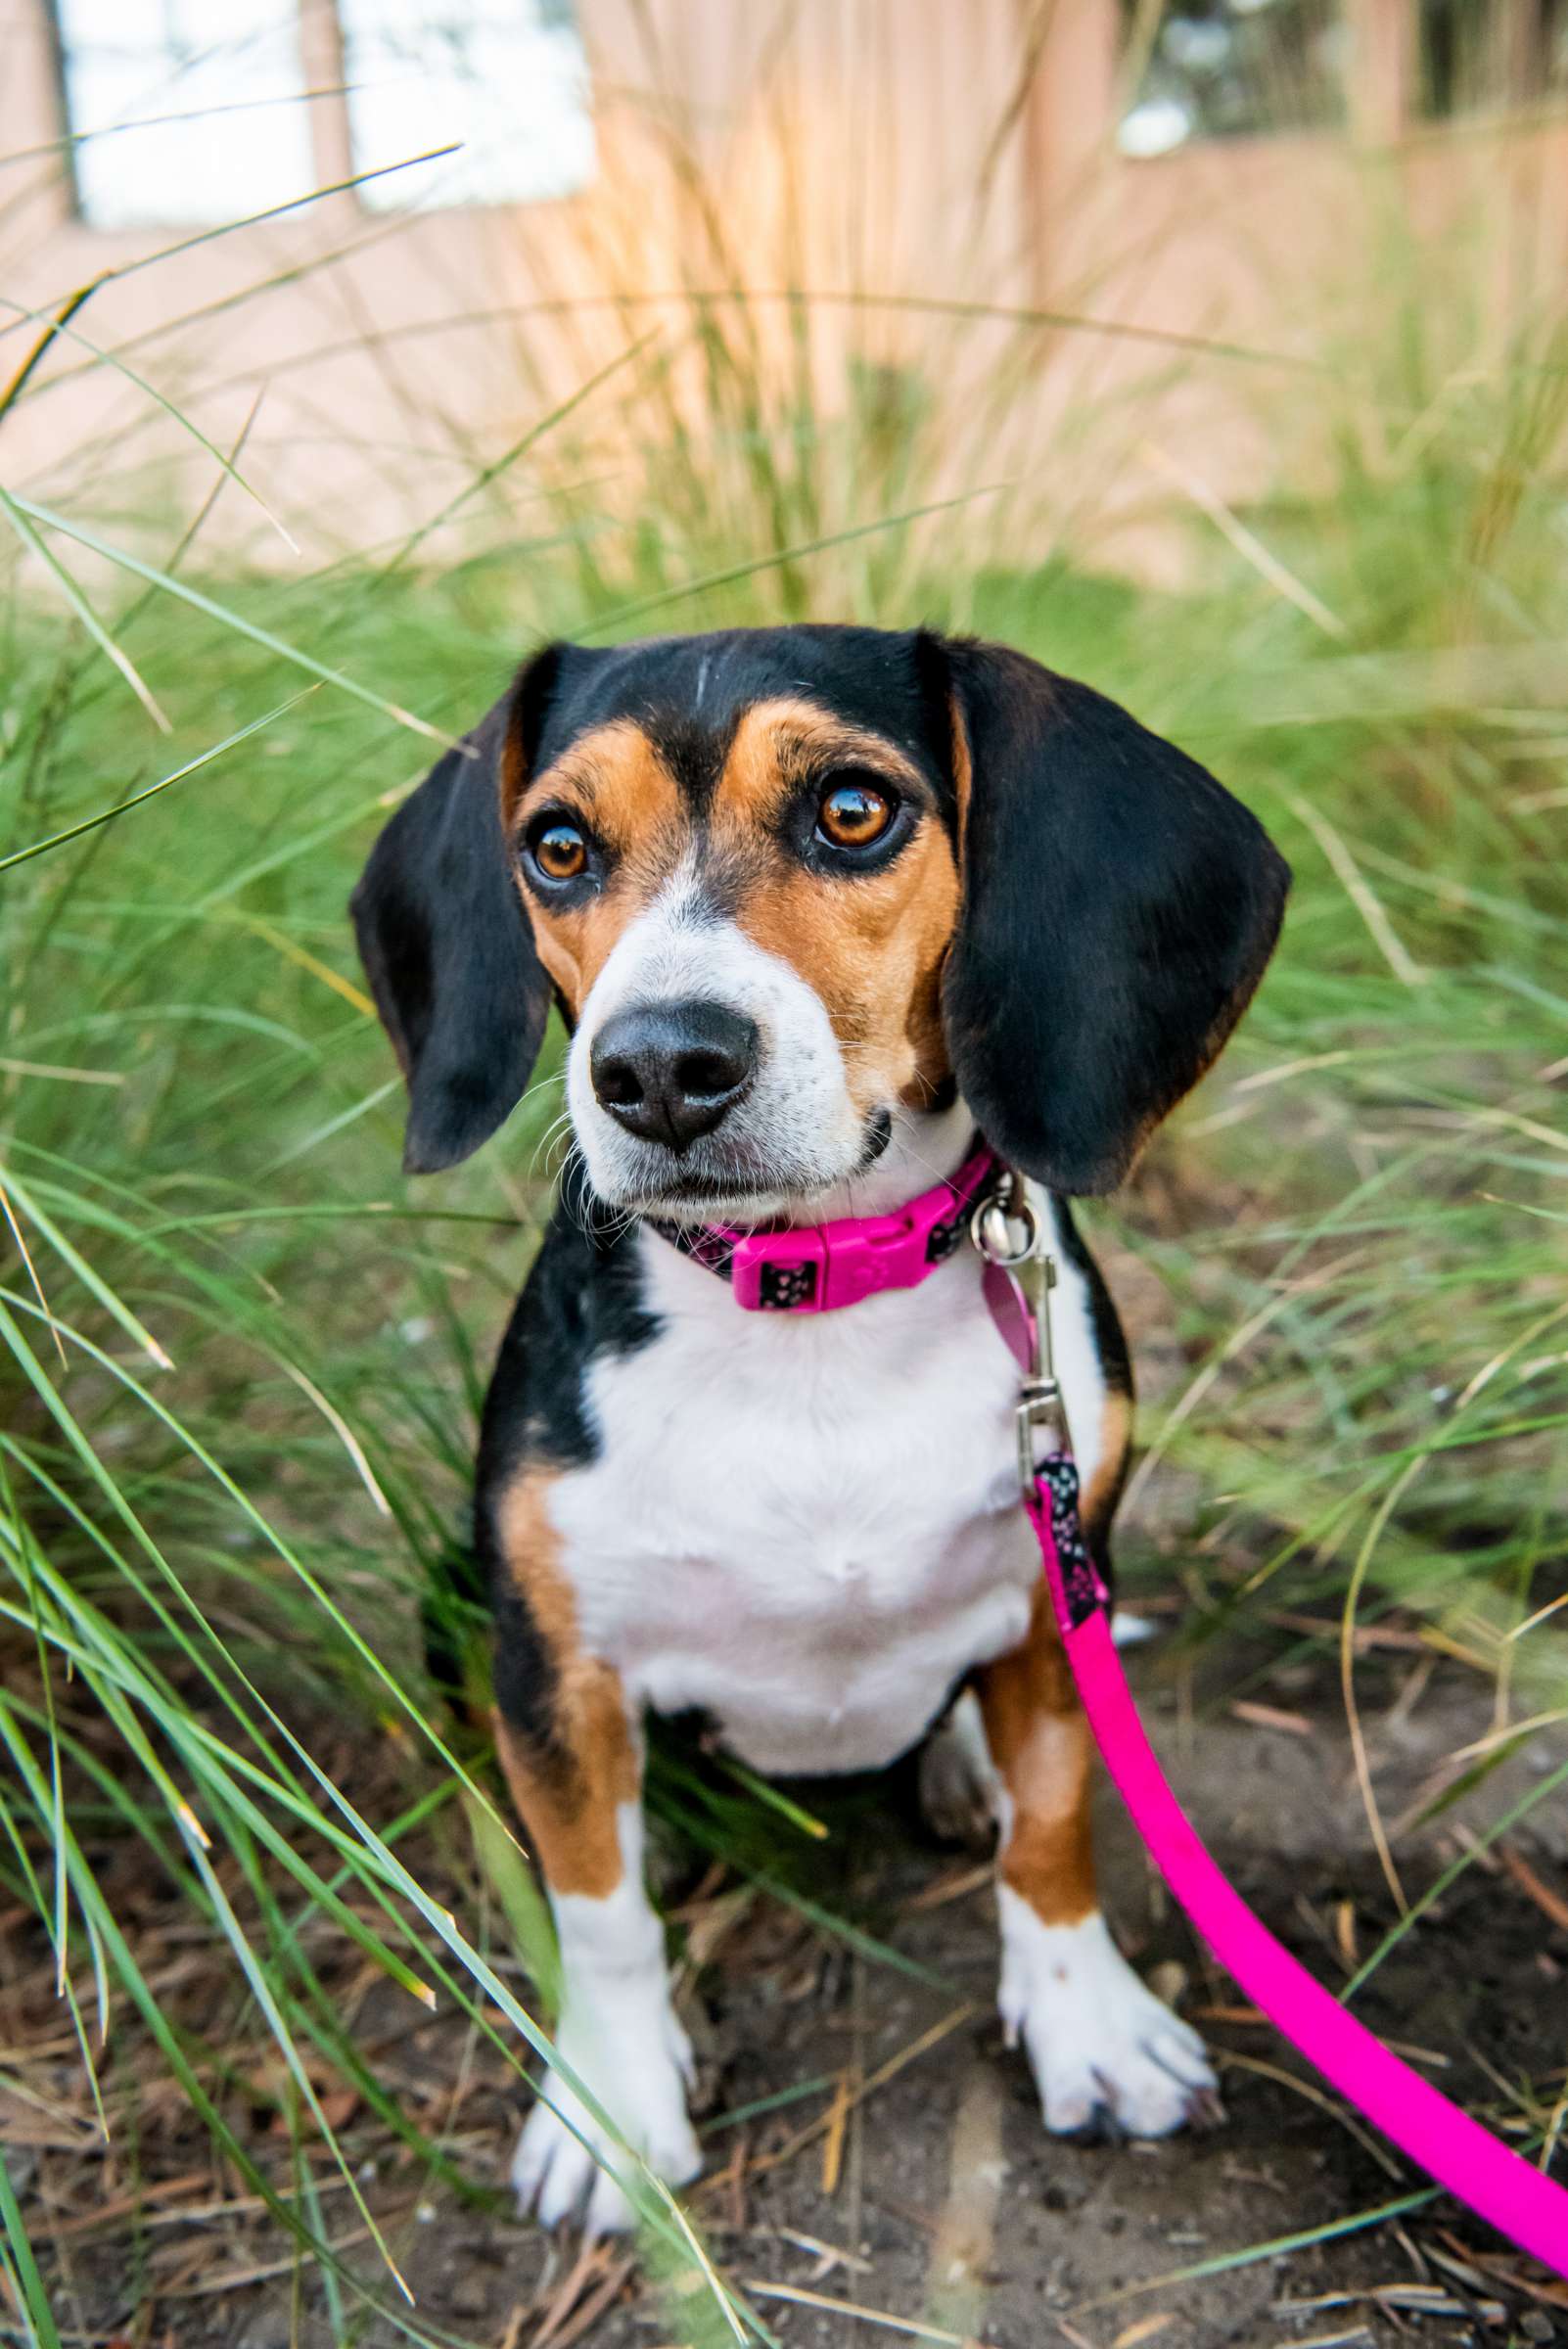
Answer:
[352,625,1289,2234]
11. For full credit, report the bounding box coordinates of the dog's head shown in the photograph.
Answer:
[351,626,1289,1216]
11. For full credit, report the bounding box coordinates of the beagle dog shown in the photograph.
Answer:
[351,625,1289,2234]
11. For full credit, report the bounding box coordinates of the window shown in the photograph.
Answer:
[337,0,594,209]
[1417,0,1568,115]
[1118,0,1344,159]
[53,0,317,229]
[50,2,594,230]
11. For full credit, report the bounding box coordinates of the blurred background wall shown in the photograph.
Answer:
[3,0,1568,574]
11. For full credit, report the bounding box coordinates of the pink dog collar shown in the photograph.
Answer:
[653,1145,997,1313]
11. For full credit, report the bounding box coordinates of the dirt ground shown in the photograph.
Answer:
[17,1636,1568,2349]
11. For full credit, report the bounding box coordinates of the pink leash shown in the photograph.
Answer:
[981,1244,1568,2278]
[680,1148,1568,2270]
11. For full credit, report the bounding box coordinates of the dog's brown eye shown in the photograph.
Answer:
[530,820,588,882]
[817,781,893,850]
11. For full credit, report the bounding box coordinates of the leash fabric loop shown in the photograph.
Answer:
[990,1254,1568,2277]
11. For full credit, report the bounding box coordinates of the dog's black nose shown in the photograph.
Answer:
[590,999,760,1152]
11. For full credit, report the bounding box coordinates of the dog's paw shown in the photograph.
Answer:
[919,1691,1000,1852]
[513,1998,701,2235]
[997,1894,1219,2140]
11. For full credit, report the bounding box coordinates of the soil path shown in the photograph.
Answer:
[110,1652,1564,2349]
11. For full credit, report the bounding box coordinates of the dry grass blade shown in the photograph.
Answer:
[1217,2051,1404,2180]
[0,281,96,422]
[1498,1844,1568,1935]
[381,327,663,579]
[1346,1753,1568,1999]
[530,2241,619,2347]
[733,2005,979,2186]
[1281,790,1426,988]
[1140,440,1348,637]
[744,2278,974,2345]
[1067,2191,1437,2316]
[819,2070,852,2196]
[544,2255,639,2349]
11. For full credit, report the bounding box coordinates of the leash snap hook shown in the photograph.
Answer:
[971,1173,1068,1486]
[1013,1246,1067,1491]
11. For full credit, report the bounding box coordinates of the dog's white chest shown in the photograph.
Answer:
[548,1208,1107,1775]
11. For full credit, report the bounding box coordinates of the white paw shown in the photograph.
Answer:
[513,1998,701,2235]
[997,1896,1219,2140]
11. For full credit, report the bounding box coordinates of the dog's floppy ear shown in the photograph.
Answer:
[936,636,1290,1196]
[350,650,564,1174]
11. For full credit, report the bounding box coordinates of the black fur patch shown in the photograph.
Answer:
[1053,1199,1131,1581]
[477,1176,660,1486]
[1054,1198,1133,1403]
[475,1173,661,1745]
[524,627,959,817]
[938,638,1290,1197]
[488,1574,566,1767]
[348,693,552,1174]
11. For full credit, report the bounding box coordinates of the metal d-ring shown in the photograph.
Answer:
[969,1177,1040,1268]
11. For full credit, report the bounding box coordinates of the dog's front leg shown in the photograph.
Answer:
[495,1681,701,2234]
[976,1590,1218,2139]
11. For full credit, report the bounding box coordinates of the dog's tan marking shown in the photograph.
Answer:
[981,1385,1128,1930]
[492,1471,639,1901]
[975,1586,1097,1927]
[715,701,961,1112]
[947,686,974,831]
[892,893,957,1113]
[504,721,689,1018]
[718,697,922,822]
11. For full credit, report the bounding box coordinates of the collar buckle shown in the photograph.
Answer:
[730,1226,827,1312]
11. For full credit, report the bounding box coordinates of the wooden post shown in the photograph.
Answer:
[1020,0,1121,299]
[1345,0,1414,145]
[297,0,356,197]
[5,0,77,234]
